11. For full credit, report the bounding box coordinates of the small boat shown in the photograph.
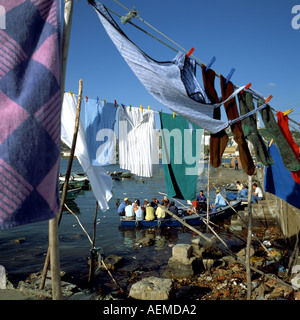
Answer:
[107,171,123,180]
[59,173,89,183]
[59,179,85,190]
[120,199,241,228]
[121,172,135,178]
[60,187,82,201]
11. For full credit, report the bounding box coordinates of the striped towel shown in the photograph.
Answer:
[0,0,61,229]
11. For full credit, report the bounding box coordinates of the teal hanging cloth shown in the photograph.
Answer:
[160,113,203,200]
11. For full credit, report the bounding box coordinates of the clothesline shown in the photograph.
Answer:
[104,0,300,129]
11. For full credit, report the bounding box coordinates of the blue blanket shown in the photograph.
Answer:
[84,99,116,166]
[264,145,300,210]
[0,0,61,229]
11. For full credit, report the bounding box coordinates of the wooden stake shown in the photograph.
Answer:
[88,201,98,291]
[40,79,83,291]
[246,174,253,300]
[45,0,74,300]
[206,151,210,233]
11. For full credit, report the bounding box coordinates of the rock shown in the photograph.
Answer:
[229,226,242,231]
[202,259,215,272]
[167,256,198,279]
[136,236,154,247]
[236,246,255,259]
[0,265,6,289]
[101,254,124,271]
[222,256,237,266]
[171,244,193,264]
[129,277,173,300]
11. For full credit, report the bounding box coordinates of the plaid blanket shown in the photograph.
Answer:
[0,0,61,228]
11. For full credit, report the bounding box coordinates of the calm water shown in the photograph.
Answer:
[0,158,243,286]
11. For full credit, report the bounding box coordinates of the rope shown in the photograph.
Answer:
[107,0,300,129]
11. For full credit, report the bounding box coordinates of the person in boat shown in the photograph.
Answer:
[237,184,248,200]
[236,181,243,193]
[133,202,144,221]
[145,203,155,221]
[160,196,169,205]
[252,182,263,204]
[168,201,178,216]
[196,190,207,211]
[151,197,159,209]
[125,201,135,220]
[211,189,226,213]
[187,200,198,215]
[118,197,128,216]
[156,200,167,220]
[141,199,149,211]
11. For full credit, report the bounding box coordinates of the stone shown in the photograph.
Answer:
[167,256,198,279]
[136,236,154,247]
[101,254,124,271]
[236,246,255,259]
[171,244,193,264]
[0,265,6,289]
[129,277,173,300]
[202,259,215,272]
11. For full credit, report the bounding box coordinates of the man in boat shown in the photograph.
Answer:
[151,197,159,209]
[196,190,207,211]
[118,197,129,216]
[168,201,179,216]
[145,203,155,221]
[252,182,263,204]
[133,202,144,221]
[125,201,135,220]
[211,190,226,213]
[156,200,167,220]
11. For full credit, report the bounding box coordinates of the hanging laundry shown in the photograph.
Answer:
[90,2,255,134]
[238,92,274,166]
[61,93,113,211]
[220,76,255,176]
[201,66,229,168]
[257,99,300,172]
[118,105,159,177]
[276,111,300,184]
[160,112,203,200]
[0,0,61,229]
[84,99,116,166]
[264,145,300,210]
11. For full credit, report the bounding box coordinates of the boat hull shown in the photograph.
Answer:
[120,200,241,228]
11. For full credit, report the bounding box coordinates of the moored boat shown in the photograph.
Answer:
[120,199,241,228]
[59,187,82,201]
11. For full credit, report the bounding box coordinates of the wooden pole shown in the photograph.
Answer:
[246,174,253,300]
[88,201,98,291]
[206,151,210,233]
[40,79,83,290]
[45,0,74,300]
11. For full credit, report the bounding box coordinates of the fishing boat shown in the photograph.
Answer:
[60,187,82,201]
[107,171,123,180]
[59,179,85,190]
[120,199,241,228]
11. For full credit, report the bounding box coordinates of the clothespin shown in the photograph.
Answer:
[269,139,273,147]
[265,95,273,104]
[283,108,293,116]
[148,105,150,110]
[97,96,99,104]
[225,68,235,84]
[186,47,195,58]
[86,95,88,102]
[104,99,106,106]
[205,56,216,72]
[114,100,117,108]
[173,112,175,119]
[129,105,132,111]
[240,83,252,95]
[69,91,74,97]
[140,105,143,113]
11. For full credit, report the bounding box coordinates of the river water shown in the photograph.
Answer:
[0,158,245,288]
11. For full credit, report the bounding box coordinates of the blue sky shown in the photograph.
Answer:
[64,0,300,128]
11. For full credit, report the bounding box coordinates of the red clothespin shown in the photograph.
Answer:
[240,82,252,95]
[114,100,117,108]
[265,95,273,103]
[86,96,88,102]
[186,48,195,58]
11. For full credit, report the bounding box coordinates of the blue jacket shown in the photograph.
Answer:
[118,201,127,214]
